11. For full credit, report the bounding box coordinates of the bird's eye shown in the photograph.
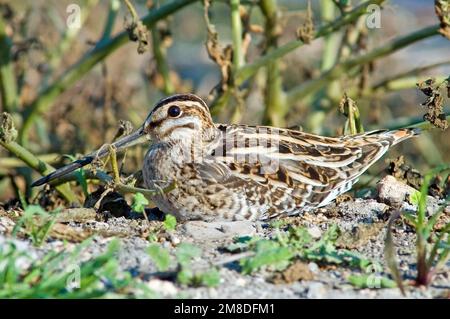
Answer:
[167,105,181,118]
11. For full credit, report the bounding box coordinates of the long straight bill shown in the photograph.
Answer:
[31,127,148,187]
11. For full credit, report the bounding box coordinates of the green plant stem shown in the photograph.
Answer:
[0,154,60,168]
[0,16,18,112]
[381,114,450,131]
[18,0,199,145]
[108,145,121,184]
[372,60,450,91]
[100,0,121,42]
[151,25,175,94]
[260,0,286,127]
[0,140,78,203]
[235,0,386,85]
[43,166,176,202]
[320,0,336,69]
[228,0,245,122]
[230,0,244,69]
[365,75,449,97]
[123,0,140,22]
[384,210,406,296]
[286,24,440,105]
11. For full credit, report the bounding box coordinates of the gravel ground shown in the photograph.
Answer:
[0,177,449,299]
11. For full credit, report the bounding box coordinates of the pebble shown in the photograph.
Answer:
[307,226,322,239]
[147,279,178,296]
[306,282,327,299]
[181,220,256,241]
[308,262,319,273]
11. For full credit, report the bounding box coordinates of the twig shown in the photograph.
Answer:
[150,20,175,94]
[235,0,386,85]
[0,153,60,168]
[1,114,78,203]
[260,0,287,127]
[231,0,244,69]
[108,145,121,184]
[286,24,441,105]
[381,114,450,131]
[100,0,121,42]
[372,61,450,91]
[0,16,18,112]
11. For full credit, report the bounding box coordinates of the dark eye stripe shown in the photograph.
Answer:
[152,94,208,113]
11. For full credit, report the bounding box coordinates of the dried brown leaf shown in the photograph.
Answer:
[296,1,315,44]
[417,78,449,130]
[435,0,450,40]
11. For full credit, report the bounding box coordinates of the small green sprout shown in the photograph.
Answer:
[163,214,177,231]
[385,165,450,295]
[409,190,421,206]
[131,192,149,213]
[147,244,171,272]
[12,205,58,247]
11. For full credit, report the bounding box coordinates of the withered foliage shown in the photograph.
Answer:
[203,0,233,92]
[124,0,150,54]
[387,156,423,190]
[417,78,449,130]
[387,155,450,199]
[435,0,450,40]
[296,1,315,44]
[0,113,17,143]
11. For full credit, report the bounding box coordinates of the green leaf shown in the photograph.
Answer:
[409,190,421,206]
[198,268,220,287]
[163,214,177,231]
[240,240,293,274]
[176,243,201,267]
[147,244,171,272]
[131,192,149,213]
[348,274,397,289]
[12,205,58,247]
[177,268,194,286]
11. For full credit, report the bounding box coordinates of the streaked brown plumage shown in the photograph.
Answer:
[33,94,419,221]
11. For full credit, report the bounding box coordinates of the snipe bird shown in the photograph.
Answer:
[33,94,419,221]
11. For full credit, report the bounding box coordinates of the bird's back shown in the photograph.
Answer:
[204,125,419,219]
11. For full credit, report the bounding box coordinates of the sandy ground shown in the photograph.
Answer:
[0,176,449,299]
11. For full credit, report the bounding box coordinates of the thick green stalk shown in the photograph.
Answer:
[235,0,386,85]
[0,153,60,168]
[228,0,245,122]
[382,114,450,131]
[362,75,449,98]
[372,61,450,90]
[309,0,340,133]
[19,0,198,145]
[261,0,286,127]
[286,24,440,105]
[0,16,18,112]
[230,0,244,69]
[0,140,78,203]
[320,0,339,71]
[100,0,121,42]
[151,26,175,94]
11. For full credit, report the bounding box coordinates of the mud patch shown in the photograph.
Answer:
[272,261,315,284]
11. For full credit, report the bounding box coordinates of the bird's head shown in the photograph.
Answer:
[142,94,216,144]
[30,94,217,187]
